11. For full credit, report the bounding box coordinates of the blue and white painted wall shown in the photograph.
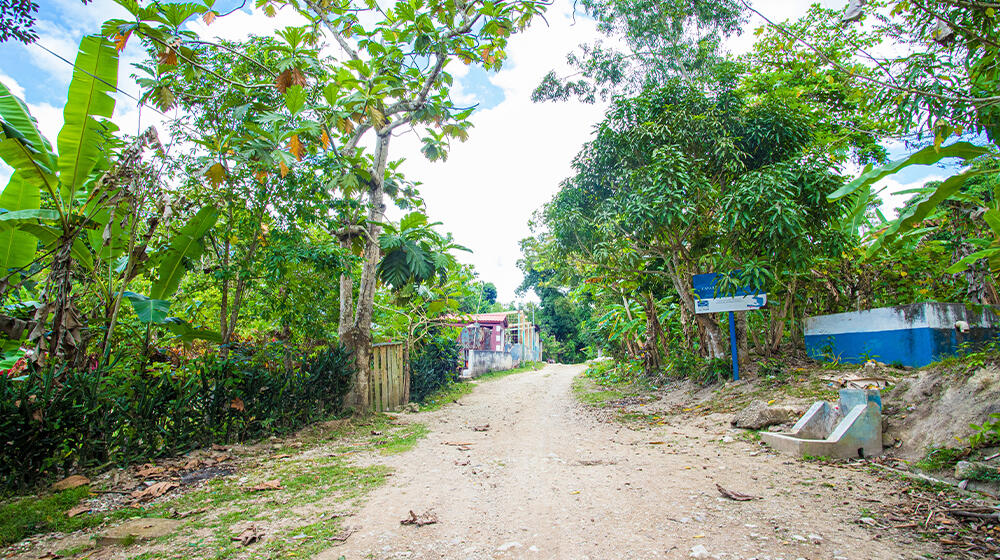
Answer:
[804,303,1000,367]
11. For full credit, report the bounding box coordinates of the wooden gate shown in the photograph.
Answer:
[370,342,409,412]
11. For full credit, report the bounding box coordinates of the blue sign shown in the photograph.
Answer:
[692,271,768,382]
[692,272,767,315]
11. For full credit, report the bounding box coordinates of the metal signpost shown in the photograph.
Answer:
[692,272,767,381]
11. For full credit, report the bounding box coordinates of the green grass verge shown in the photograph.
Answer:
[419,381,475,411]
[0,486,113,546]
[3,415,428,558]
[476,361,543,382]
[417,362,545,412]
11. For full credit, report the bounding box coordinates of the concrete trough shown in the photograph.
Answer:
[804,302,1000,367]
[760,389,883,460]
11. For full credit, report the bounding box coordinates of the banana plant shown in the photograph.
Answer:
[828,142,995,256]
[0,35,124,359]
[0,35,221,361]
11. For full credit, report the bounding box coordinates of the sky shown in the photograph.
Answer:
[0,0,949,304]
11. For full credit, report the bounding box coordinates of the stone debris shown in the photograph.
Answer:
[97,518,182,546]
[730,400,800,430]
[689,544,710,558]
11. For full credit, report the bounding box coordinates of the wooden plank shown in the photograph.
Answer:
[390,344,397,408]
[369,349,375,412]
[379,346,386,412]
[388,345,396,408]
[384,345,391,411]
[396,345,403,407]
[389,346,399,409]
[375,347,384,412]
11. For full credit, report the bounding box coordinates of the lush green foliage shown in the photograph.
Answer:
[408,331,460,403]
[0,344,353,488]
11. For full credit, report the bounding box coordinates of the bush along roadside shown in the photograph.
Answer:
[408,331,460,403]
[0,344,354,490]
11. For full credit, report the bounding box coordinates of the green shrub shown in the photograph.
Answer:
[969,413,1000,449]
[409,332,459,403]
[0,344,354,489]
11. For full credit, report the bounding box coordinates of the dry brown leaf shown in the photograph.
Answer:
[202,10,217,25]
[400,510,438,527]
[247,479,282,492]
[183,458,202,470]
[442,442,474,446]
[65,504,91,517]
[211,444,228,451]
[233,525,264,546]
[646,441,666,445]
[370,430,383,436]
[169,506,209,519]
[136,464,166,478]
[716,483,760,501]
[131,481,179,500]
[472,424,490,432]
[273,453,292,459]
[275,69,292,93]
[157,49,177,66]
[288,135,304,161]
[38,553,62,560]
[278,161,289,178]
[320,129,330,149]
[52,475,90,491]
[230,397,245,411]
[454,459,470,466]
[113,31,131,52]
[290,67,307,87]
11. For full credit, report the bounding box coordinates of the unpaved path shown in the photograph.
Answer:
[320,363,936,560]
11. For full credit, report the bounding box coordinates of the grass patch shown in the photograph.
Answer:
[418,381,474,411]
[476,361,543,382]
[0,486,109,545]
[916,446,968,472]
[7,415,428,558]
[571,361,652,410]
[129,417,418,559]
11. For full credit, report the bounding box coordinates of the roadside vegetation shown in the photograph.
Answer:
[1,415,426,556]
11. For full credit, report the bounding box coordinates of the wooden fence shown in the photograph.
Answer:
[370,342,409,412]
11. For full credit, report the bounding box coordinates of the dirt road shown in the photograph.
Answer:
[318,364,936,560]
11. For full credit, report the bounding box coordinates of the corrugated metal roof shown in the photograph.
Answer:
[442,312,510,326]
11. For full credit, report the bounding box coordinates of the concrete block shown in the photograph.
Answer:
[760,390,883,460]
[97,518,183,546]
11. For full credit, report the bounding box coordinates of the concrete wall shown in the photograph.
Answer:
[804,302,1000,367]
[507,338,542,365]
[466,349,514,376]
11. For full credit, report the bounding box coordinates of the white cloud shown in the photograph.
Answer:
[0,73,25,99]
[876,174,945,218]
[391,0,607,303]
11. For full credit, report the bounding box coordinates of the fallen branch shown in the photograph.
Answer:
[400,510,438,527]
[716,483,760,501]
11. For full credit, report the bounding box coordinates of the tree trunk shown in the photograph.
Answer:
[641,292,663,375]
[342,130,392,413]
[665,256,726,358]
[219,229,231,356]
[338,236,354,339]
[736,311,749,372]
[769,277,798,353]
